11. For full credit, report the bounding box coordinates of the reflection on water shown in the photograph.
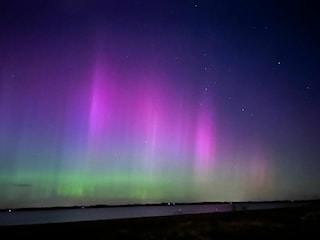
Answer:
[0,202,305,226]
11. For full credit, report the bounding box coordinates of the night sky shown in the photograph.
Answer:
[0,0,319,209]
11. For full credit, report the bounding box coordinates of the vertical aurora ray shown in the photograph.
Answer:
[88,62,115,146]
[194,110,216,183]
[246,142,273,198]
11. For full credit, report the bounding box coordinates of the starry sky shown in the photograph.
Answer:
[0,0,319,209]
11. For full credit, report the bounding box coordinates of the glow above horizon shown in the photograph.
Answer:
[0,1,319,208]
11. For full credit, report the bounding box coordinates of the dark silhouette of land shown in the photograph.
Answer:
[1,200,320,239]
[0,199,312,212]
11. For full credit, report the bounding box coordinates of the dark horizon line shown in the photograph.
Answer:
[2,199,319,212]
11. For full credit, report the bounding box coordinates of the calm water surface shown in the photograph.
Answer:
[0,202,304,226]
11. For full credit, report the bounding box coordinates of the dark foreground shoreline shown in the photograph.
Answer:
[1,202,320,239]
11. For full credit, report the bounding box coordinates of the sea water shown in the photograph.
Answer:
[0,202,304,226]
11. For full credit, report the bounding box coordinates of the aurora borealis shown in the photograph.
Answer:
[0,0,319,209]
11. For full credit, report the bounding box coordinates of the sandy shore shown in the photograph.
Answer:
[1,202,319,239]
